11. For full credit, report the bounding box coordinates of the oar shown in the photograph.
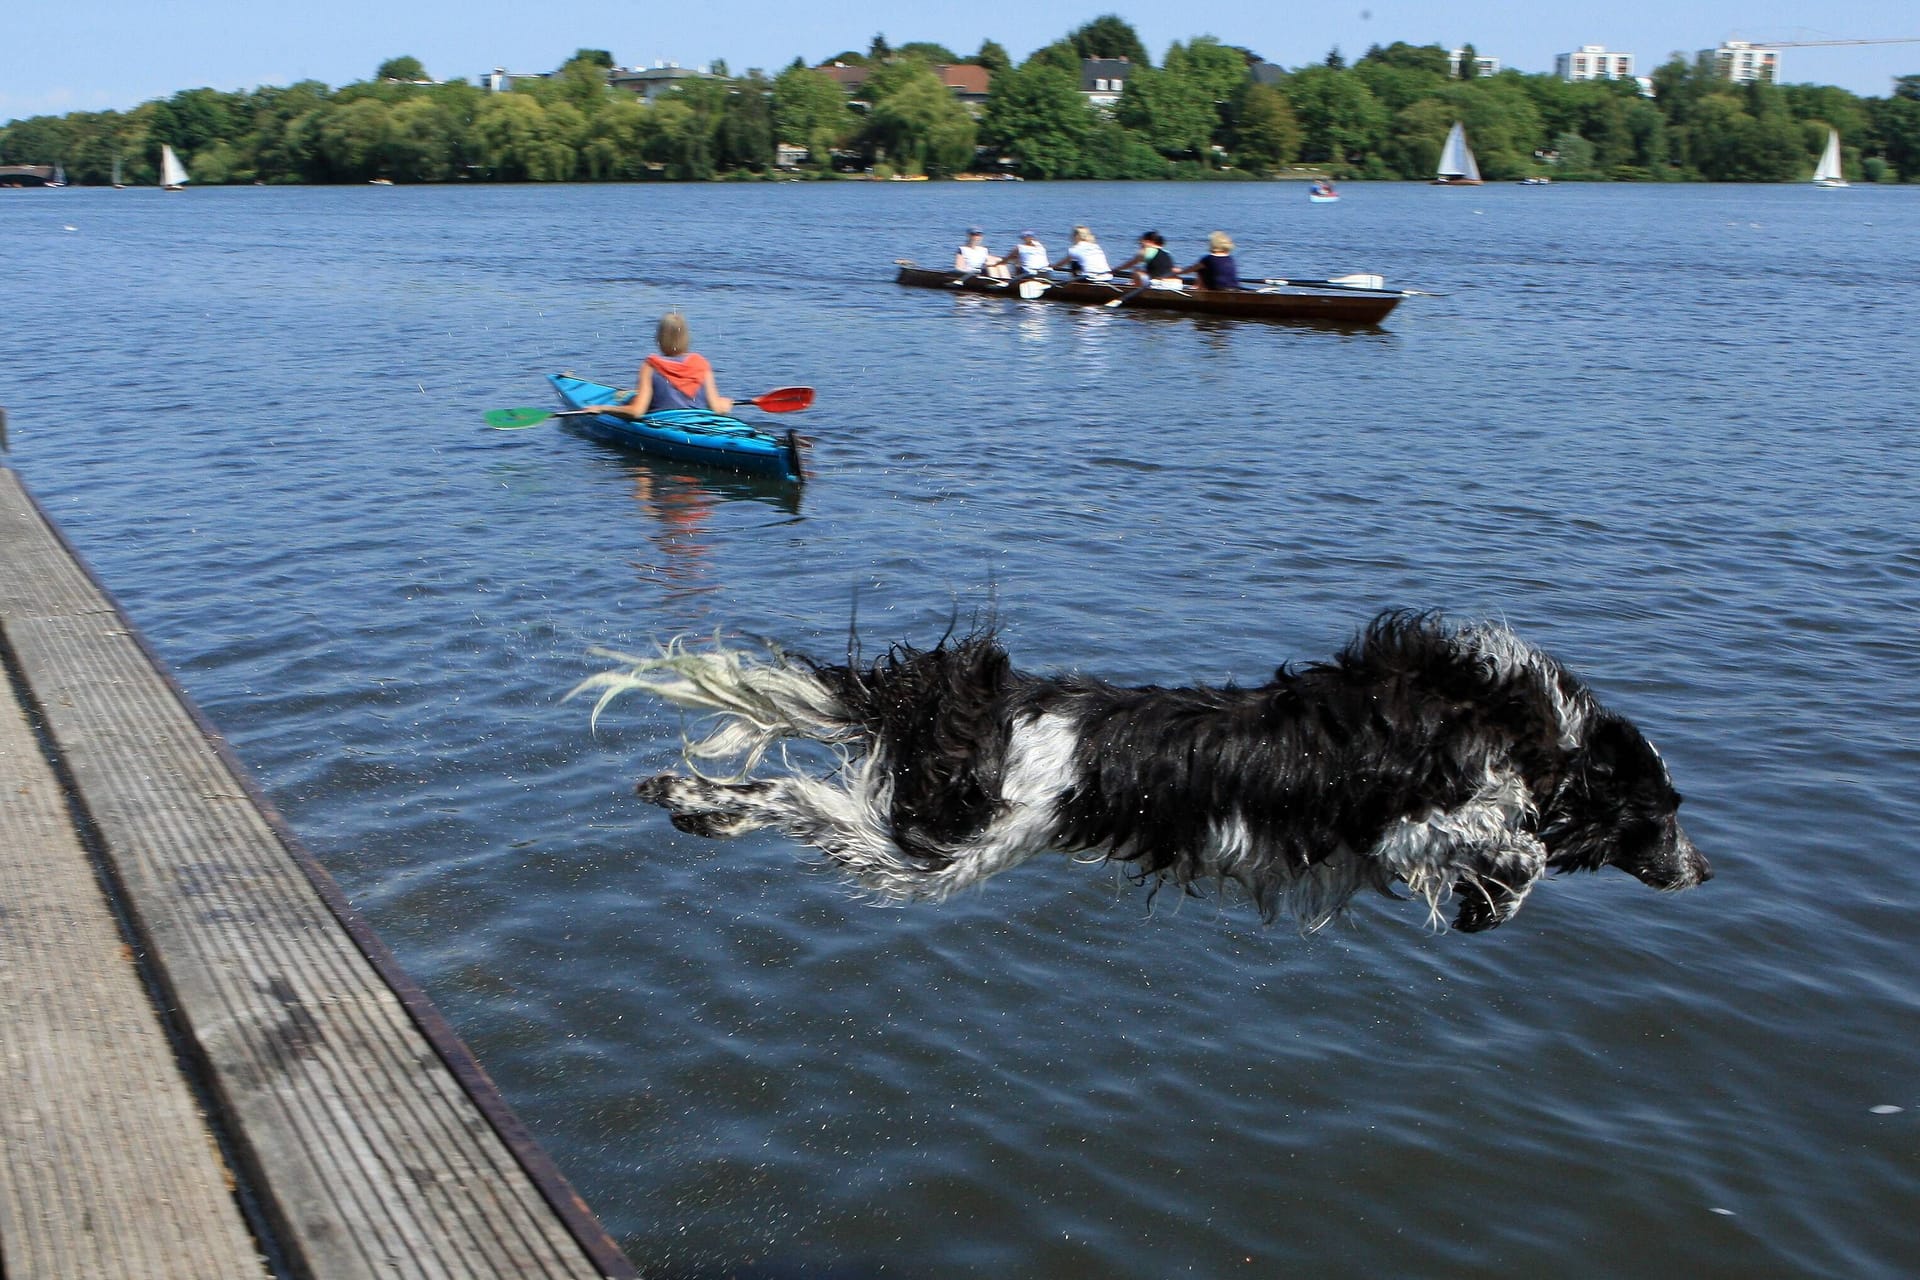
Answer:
[1103,279,1156,309]
[1259,276,1446,297]
[485,386,814,431]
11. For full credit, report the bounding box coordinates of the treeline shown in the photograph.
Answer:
[5,20,1920,184]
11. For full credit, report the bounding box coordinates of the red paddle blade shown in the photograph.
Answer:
[749,386,814,413]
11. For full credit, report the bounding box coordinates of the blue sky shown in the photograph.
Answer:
[5,1,1916,122]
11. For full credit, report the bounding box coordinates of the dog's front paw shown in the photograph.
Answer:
[635,773,683,806]
[1453,878,1521,933]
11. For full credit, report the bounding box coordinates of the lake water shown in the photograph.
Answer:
[4,179,1918,1277]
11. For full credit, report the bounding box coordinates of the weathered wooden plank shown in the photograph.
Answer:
[0,468,632,1279]
[0,676,270,1280]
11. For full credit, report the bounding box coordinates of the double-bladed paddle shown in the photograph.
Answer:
[485,386,814,430]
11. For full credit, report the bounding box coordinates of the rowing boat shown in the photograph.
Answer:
[893,266,1401,325]
[548,373,805,484]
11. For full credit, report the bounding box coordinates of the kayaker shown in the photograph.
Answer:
[1183,231,1243,291]
[589,312,733,419]
[1004,230,1050,277]
[1052,226,1112,281]
[954,227,1007,278]
[1113,230,1182,290]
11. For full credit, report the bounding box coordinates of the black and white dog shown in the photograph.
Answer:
[578,612,1710,932]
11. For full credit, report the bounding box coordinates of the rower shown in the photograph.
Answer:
[1183,231,1242,291]
[955,227,1008,278]
[1051,226,1112,281]
[1113,230,1183,290]
[1004,230,1050,277]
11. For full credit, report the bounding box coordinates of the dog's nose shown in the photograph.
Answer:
[1676,828,1711,884]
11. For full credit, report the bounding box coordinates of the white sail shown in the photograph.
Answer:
[1812,129,1846,186]
[112,156,123,186]
[160,144,189,189]
[1437,122,1481,183]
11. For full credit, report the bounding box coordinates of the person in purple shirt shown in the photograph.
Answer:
[1184,231,1242,291]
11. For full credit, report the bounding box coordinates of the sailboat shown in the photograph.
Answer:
[48,163,67,188]
[160,144,188,191]
[1812,129,1847,187]
[1433,122,1482,186]
[112,156,124,189]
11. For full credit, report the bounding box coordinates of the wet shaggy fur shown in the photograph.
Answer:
[577,612,1711,932]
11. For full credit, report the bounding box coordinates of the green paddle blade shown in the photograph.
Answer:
[484,407,556,430]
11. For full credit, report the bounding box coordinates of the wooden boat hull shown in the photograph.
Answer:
[894,266,1399,325]
[548,374,805,484]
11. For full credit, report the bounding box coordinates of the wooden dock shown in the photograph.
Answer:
[0,464,635,1279]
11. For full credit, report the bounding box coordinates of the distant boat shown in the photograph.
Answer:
[160,144,188,191]
[369,177,395,185]
[1308,180,1340,203]
[47,163,67,188]
[1812,129,1848,187]
[112,156,124,188]
[1433,122,1482,186]
[1518,176,1551,186]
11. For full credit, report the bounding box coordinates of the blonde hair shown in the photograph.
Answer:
[656,312,690,356]
[1072,225,1096,243]
[1209,231,1234,253]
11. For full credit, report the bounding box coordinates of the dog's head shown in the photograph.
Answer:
[1540,715,1711,891]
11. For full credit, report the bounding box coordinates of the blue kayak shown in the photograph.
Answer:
[548,373,805,484]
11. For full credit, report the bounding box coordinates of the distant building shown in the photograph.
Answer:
[481,68,550,92]
[1081,57,1134,107]
[1556,45,1635,82]
[935,64,992,106]
[609,63,722,104]
[815,60,991,106]
[817,61,872,93]
[775,142,810,168]
[1701,40,1780,84]
[1449,49,1501,77]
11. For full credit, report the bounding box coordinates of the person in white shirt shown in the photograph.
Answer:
[1052,225,1112,281]
[954,227,1007,277]
[1005,230,1050,276]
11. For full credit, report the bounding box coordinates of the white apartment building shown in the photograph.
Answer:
[1448,48,1501,77]
[1701,40,1780,84]
[1556,45,1635,82]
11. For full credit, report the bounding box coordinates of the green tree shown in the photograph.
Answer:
[1225,80,1302,171]
[865,65,977,175]
[973,40,1012,75]
[1869,77,1920,178]
[1360,42,1450,77]
[152,88,236,152]
[472,93,582,180]
[772,63,853,164]
[1283,65,1388,165]
[1080,118,1168,177]
[716,73,775,171]
[980,59,1096,177]
[1070,15,1150,65]
[896,42,961,64]
[0,115,77,166]
[1116,65,1216,160]
[1163,36,1249,108]
[316,97,392,179]
[377,56,427,82]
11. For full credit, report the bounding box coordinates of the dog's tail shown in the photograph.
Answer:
[570,640,858,778]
